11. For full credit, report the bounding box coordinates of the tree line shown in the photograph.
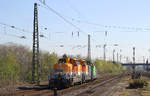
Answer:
[0,43,125,87]
[0,43,58,87]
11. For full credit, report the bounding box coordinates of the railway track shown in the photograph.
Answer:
[75,73,126,96]
[4,73,128,96]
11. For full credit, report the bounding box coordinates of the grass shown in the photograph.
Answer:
[119,76,150,96]
[120,92,128,96]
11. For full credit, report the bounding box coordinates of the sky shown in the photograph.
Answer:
[0,0,150,63]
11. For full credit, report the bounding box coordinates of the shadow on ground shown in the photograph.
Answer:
[18,84,50,91]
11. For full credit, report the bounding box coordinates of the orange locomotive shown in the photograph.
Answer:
[48,54,96,89]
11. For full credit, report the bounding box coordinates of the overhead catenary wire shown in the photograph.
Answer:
[0,31,27,39]
[37,0,150,52]
[38,2,150,32]
[38,0,82,31]
[38,0,150,47]
[37,0,100,43]
[0,22,83,47]
[0,3,97,52]
[0,22,72,40]
[64,0,85,19]
[0,23,117,53]
[0,22,52,39]
[0,22,33,34]
[67,18,150,32]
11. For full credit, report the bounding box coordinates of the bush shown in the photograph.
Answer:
[129,79,148,88]
[0,52,19,86]
[95,59,123,74]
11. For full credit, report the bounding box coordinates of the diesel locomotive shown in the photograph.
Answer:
[48,55,97,89]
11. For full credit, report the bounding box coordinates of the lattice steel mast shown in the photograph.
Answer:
[32,3,40,85]
[88,34,91,61]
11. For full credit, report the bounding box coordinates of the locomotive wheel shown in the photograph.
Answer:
[66,82,70,88]
[80,81,82,84]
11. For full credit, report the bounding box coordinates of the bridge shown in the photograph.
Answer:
[121,63,150,66]
[121,63,150,71]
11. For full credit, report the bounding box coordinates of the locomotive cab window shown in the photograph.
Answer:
[58,59,66,63]
[76,61,80,65]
